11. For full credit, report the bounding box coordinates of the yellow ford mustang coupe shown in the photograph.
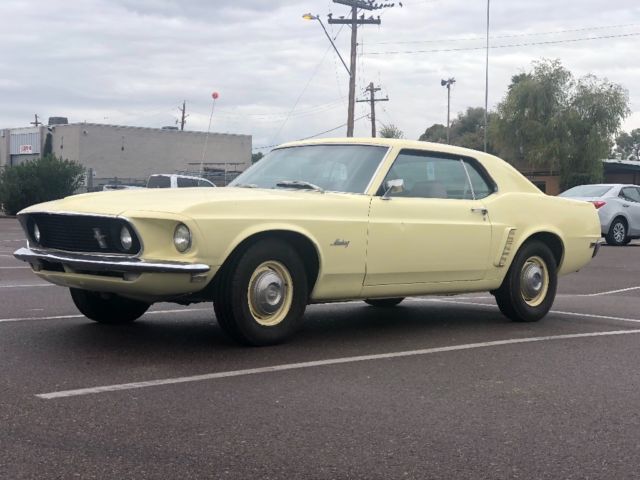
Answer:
[14,138,600,345]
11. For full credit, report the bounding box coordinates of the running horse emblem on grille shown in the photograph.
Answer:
[92,228,108,249]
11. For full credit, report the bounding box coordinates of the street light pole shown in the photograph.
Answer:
[484,0,490,152]
[441,78,456,144]
[303,14,350,76]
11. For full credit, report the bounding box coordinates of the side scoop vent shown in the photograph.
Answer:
[495,228,517,267]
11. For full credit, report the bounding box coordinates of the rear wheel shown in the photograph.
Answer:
[69,288,150,324]
[214,239,308,346]
[364,298,405,307]
[493,240,557,323]
[606,218,627,246]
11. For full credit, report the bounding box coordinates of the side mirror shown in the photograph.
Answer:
[383,178,404,199]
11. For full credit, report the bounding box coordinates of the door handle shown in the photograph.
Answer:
[471,208,488,215]
[623,204,630,207]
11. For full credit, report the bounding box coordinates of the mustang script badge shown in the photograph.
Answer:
[330,239,350,248]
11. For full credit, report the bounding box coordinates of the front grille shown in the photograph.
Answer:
[26,213,141,255]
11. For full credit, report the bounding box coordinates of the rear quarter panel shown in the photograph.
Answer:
[484,192,600,282]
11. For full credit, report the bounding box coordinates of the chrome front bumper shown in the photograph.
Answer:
[13,247,210,274]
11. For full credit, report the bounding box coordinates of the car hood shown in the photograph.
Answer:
[20,187,341,217]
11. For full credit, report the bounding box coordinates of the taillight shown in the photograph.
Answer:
[591,200,606,209]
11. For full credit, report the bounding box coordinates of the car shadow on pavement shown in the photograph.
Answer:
[34,301,513,365]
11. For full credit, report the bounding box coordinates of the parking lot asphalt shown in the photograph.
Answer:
[1,217,640,479]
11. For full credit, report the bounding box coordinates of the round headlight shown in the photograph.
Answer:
[173,224,191,253]
[33,223,41,243]
[120,226,133,251]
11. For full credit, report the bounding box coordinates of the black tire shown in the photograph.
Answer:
[214,239,308,346]
[493,240,557,323]
[623,238,632,245]
[606,217,628,246]
[69,288,150,324]
[364,297,405,307]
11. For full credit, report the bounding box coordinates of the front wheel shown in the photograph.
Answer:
[214,239,308,346]
[606,218,627,246]
[364,298,405,307]
[69,288,150,324]
[493,240,557,323]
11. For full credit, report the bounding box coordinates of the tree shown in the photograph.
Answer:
[614,128,640,160]
[379,123,404,139]
[0,154,85,215]
[419,123,447,143]
[419,107,498,153]
[492,59,629,190]
[251,152,264,163]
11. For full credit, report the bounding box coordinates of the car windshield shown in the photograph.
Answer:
[559,185,613,197]
[229,144,389,194]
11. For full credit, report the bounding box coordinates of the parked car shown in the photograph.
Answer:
[102,184,144,191]
[146,174,216,188]
[14,138,600,345]
[559,183,640,246]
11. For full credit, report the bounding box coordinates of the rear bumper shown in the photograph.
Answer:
[13,247,210,274]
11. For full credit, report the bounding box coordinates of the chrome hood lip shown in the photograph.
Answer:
[13,247,210,274]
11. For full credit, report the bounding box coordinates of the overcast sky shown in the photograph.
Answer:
[2,0,639,150]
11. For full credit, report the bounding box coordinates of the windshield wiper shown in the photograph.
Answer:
[275,180,325,193]
[234,183,258,188]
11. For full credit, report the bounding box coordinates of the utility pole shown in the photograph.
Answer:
[30,114,41,127]
[484,0,490,152]
[357,82,388,137]
[327,1,396,137]
[441,78,456,144]
[178,101,188,131]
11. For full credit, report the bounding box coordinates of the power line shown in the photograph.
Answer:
[254,114,369,150]
[364,31,640,55]
[369,22,640,45]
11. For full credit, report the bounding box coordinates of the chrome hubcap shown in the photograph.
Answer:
[247,261,293,326]
[613,223,625,242]
[251,270,284,316]
[521,264,543,298]
[520,256,549,307]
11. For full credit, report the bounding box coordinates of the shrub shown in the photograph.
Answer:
[0,155,85,215]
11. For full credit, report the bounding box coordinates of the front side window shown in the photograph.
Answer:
[381,150,493,200]
[229,145,389,194]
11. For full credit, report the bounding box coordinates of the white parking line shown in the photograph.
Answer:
[0,284,53,289]
[0,307,210,324]
[576,285,640,296]
[417,298,640,325]
[36,328,640,399]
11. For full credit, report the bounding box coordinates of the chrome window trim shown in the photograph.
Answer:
[375,148,500,199]
[460,159,477,200]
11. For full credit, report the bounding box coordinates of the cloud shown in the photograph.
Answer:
[2,0,639,149]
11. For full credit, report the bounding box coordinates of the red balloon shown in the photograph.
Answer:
[212,92,219,99]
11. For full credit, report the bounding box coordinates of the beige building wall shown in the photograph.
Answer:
[46,124,251,181]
